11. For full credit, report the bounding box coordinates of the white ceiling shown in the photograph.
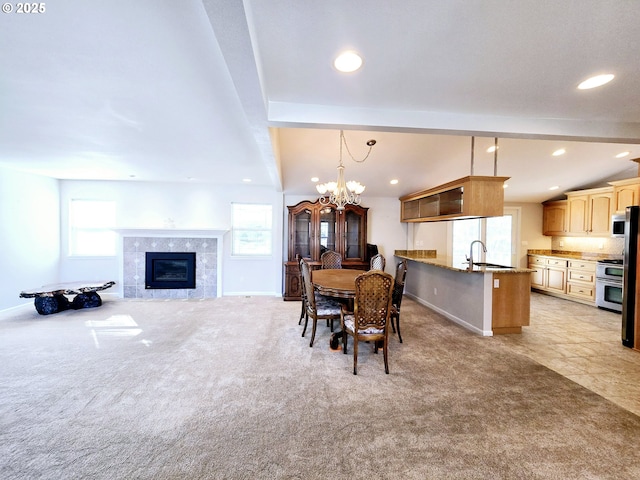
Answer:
[1,0,639,203]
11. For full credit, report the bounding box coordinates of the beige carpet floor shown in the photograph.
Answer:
[1,295,640,479]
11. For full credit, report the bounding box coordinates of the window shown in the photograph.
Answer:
[452,218,481,267]
[69,199,116,256]
[452,211,517,267]
[232,203,272,256]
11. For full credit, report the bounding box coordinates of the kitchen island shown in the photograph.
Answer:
[395,250,534,335]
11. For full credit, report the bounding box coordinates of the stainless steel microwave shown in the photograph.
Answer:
[612,214,626,237]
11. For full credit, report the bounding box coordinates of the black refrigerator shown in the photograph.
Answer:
[622,206,640,348]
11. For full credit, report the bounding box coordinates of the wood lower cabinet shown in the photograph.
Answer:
[492,272,531,334]
[283,200,368,300]
[528,255,596,306]
[528,255,567,295]
[566,259,596,303]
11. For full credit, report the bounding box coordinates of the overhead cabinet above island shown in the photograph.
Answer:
[400,176,510,222]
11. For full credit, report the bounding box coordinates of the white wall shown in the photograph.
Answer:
[511,202,550,266]
[408,222,449,254]
[0,167,60,310]
[59,180,284,297]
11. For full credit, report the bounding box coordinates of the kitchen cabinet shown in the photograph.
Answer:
[283,200,368,300]
[609,177,640,213]
[566,259,596,304]
[528,254,599,306]
[400,175,509,222]
[542,200,568,235]
[528,255,567,295]
[566,187,613,236]
[492,272,531,334]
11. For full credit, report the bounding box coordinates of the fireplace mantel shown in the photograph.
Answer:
[114,228,228,237]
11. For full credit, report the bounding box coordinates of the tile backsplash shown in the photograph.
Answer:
[550,236,625,256]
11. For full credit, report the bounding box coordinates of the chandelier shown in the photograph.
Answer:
[316,130,376,211]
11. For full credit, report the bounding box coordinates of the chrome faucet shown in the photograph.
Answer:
[468,240,487,270]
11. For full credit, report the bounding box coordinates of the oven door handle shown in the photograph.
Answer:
[597,278,623,287]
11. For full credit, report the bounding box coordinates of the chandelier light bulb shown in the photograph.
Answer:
[316,130,376,210]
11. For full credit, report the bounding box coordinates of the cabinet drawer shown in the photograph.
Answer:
[546,258,568,267]
[528,256,546,265]
[568,270,595,283]
[566,282,595,301]
[568,260,596,271]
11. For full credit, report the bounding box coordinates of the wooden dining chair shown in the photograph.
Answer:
[321,250,342,269]
[369,253,386,271]
[341,270,394,374]
[300,259,342,347]
[390,260,408,343]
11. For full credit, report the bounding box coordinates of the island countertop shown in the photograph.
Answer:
[394,250,535,273]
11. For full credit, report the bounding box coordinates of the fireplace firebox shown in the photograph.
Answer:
[145,252,196,289]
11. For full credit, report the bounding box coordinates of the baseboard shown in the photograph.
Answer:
[405,293,493,336]
[0,302,33,315]
[222,292,282,297]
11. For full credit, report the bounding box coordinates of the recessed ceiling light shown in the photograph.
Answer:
[311,177,319,182]
[334,51,363,73]
[242,178,252,183]
[552,148,566,156]
[390,179,399,185]
[487,146,498,153]
[129,174,136,178]
[577,73,615,90]
[616,151,630,158]
[549,185,560,191]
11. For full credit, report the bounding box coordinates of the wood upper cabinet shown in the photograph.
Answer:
[284,200,368,300]
[542,200,567,235]
[609,177,640,213]
[400,176,509,222]
[566,187,613,235]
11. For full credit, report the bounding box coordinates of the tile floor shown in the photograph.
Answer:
[494,292,640,416]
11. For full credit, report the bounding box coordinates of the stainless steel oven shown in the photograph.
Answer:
[596,259,623,313]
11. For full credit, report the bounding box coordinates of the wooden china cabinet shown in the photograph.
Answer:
[283,200,368,300]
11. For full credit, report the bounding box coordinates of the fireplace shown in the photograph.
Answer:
[118,230,223,299]
[145,252,196,289]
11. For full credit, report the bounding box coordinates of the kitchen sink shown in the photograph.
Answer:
[470,262,514,269]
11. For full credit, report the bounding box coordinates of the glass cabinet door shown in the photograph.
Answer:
[343,209,364,260]
[293,208,312,259]
[318,206,337,256]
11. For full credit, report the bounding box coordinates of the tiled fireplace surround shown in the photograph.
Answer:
[120,230,223,299]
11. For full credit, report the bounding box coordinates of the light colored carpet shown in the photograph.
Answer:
[1,295,640,479]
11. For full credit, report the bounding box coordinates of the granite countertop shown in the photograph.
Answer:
[527,250,623,262]
[394,250,534,274]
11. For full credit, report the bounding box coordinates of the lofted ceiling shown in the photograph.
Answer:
[1,0,639,203]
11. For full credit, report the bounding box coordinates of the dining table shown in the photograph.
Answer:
[311,268,363,299]
[311,268,364,349]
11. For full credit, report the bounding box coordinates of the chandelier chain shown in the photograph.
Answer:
[341,130,374,163]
